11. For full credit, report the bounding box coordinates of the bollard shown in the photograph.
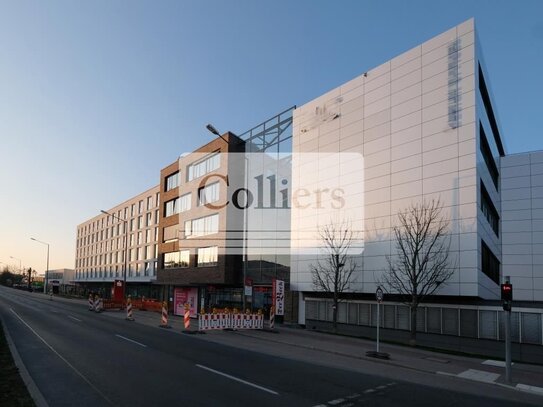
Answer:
[126,295,134,321]
[184,303,190,331]
[94,294,99,312]
[159,301,171,328]
[88,294,95,311]
[269,306,275,330]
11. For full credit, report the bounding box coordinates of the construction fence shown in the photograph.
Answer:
[305,298,543,346]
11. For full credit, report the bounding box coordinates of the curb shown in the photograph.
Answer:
[0,313,49,407]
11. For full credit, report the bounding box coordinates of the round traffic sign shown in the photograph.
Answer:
[376,287,384,303]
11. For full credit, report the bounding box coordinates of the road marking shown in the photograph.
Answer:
[196,364,278,395]
[115,334,147,348]
[364,389,375,394]
[328,398,344,405]
[68,315,82,322]
[345,393,360,399]
[376,385,387,390]
[9,308,115,406]
[457,369,500,383]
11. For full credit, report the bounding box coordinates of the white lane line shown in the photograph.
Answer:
[9,308,114,406]
[346,393,360,399]
[364,389,375,394]
[328,398,345,405]
[115,334,147,348]
[196,364,278,395]
[68,315,82,322]
[376,385,387,390]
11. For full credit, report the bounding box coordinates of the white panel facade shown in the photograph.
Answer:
[501,151,543,302]
[291,20,483,298]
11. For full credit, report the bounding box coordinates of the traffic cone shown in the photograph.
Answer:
[126,295,134,321]
[159,301,171,328]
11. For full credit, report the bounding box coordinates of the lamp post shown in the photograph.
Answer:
[30,238,49,293]
[101,210,128,300]
[205,124,249,310]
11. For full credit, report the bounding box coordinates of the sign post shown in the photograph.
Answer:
[376,286,383,353]
[501,276,513,384]
[366,286,389,359]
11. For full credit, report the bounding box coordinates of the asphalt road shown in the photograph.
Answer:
[0,286,538,407]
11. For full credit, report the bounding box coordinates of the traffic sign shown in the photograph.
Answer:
[376,287,384,303]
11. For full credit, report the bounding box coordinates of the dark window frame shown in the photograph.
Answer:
[481,239,500,285]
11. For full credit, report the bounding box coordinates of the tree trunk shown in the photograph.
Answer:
[409,302,417,346]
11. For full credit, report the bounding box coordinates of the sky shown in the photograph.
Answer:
[0,0,542,273]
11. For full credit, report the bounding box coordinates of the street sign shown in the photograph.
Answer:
[376,287,384,303]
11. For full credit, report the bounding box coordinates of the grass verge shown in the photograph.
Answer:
[0,322,35,407]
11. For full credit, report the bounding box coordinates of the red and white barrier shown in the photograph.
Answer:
[269,306,275,330]
[95,296,103,313]
[126,296,134,321]
[198,313,263,331]
[183,304,190,330]
[160,301,170,328]
[88,294,94,311]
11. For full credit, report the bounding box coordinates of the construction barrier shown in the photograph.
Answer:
[93,295,100,312]
[160,301,170,328]
[269,306,275,330]
[88,294,94,311]
[198,312,264,331]
[184,303,190,330]
[102,300,123,310]
[126,296,134,321]
[94,296,103,313]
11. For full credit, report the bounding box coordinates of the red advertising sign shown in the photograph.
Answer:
[174,288,198,317]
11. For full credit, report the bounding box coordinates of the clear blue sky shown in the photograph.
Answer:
[1,0,542,272]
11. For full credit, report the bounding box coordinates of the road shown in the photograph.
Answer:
[0,286,539,407]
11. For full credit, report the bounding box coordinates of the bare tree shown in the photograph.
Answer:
[311,221,358,332]
[383,199,454,345]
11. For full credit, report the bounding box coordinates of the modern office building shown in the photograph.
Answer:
[290,19,543,349]
[291,18,499,302]
[74,185,161,297]
[46,268,75,295]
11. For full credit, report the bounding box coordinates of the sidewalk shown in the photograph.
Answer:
[55,293,543,397]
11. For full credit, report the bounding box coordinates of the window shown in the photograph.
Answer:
[165,171,180,191]
[164,198,178,217]
[131,204,135,217]
[187,152,220,181]
[198,182,220,206]
[187,214,219,238]
[146,212,152,227]
[147,196,153,210]
[481,181,499,237]
[138,216,143,229]
[138,200,143,214]
[478,65,505,156]
[481,240,500,285]
[164,251,189,268]
[197,246,218,266]
[179,250,190,267]
[155,210,159,224]
[180,193,191,212]
[480,124,499,190]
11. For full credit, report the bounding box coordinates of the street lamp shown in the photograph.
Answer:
[205,124,249,310]
[101,210,128,300]
[30,238,49,293]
